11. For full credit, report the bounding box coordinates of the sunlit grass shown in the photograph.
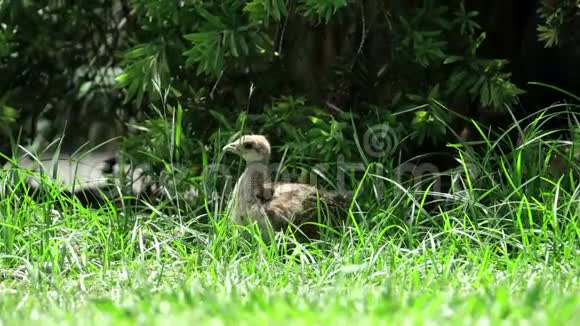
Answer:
[1,107,580,325]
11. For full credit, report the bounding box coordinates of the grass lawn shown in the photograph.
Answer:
[1,223,578,325]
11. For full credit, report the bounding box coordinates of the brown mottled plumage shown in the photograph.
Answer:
[223,134,351,240]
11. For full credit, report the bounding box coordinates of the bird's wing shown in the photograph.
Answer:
[262,183,314,221]
[258,182,353,240]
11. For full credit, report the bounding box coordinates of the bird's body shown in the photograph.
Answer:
[223,134,351,240]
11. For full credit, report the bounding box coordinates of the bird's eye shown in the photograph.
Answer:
[242,142,253,149]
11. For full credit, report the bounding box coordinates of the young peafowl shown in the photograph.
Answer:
[222,134,352,241]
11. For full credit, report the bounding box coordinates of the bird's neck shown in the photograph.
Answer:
[233,159,270,193]
[240,160,271,189]
[229,159,271,221]
[244,160,270,171]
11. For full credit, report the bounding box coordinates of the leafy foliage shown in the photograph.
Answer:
[297,0,350,24]
[244,0,288,25]
[536,0,580,47]
[116,43,173,108]
[392,1,524,113]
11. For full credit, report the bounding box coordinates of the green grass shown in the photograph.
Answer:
[1,110,580,325]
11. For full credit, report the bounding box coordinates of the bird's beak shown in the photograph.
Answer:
[222,142,239,155]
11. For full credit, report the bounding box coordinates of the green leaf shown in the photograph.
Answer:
[271,0,280,21]
[470,75,486,95]
[175,102,183,161]
[443,55,463,65]
[183,31,224,76]
[237,34,249,56]
[193,3,226,29]
[229,32,239,57]
[537,25,559,47]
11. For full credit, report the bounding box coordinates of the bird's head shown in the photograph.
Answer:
[222,134,271,163]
